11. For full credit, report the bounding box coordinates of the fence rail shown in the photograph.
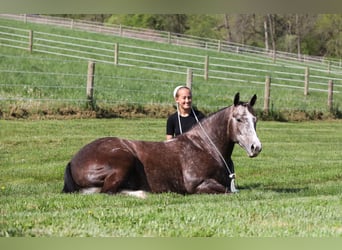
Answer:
[0,54,341,115]
[2,24,340,92]
[1,14,341,69]
[0,19,341,116]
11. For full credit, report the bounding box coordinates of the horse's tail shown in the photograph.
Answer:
[62,162,78,193]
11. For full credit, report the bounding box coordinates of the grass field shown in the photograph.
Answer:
[1,17,341,119]
[0,118,341,236]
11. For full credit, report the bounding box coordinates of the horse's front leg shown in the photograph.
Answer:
[194,179,230,194]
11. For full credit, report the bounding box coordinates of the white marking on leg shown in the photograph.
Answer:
[80,187,101,194]
[119,190,148,199]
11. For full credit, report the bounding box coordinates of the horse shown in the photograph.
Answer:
[62,93,262,197]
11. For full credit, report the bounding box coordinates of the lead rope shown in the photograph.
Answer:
[191,108,238,193]
[176,104,183,135]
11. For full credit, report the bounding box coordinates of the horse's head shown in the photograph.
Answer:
[229,93,262,157]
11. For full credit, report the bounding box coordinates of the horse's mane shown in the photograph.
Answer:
[203,100,250,119]
[183,105,231,136]
[186,100,253,135]
[205,105,231,119]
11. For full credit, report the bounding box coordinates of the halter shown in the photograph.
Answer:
[178,106,238,193]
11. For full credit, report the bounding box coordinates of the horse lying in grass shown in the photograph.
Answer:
[62,93,262,197]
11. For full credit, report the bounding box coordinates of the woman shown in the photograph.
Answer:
[166,86,205,140]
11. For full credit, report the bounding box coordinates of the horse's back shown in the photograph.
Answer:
[129,139,189,193]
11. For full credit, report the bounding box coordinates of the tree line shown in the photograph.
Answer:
[56,14,341,58]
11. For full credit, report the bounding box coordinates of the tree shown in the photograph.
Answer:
[225,14,264,47]
[103,14,340,58]
[106,14,188,33]
[223,14,233,42]
[215,14,233,42]
[154,14,188,33]
[53,14,111,23]
[233,14,256,44]
[267,14,276,60]
[106,14,155,28]
[185,15,221,39]
[315,14,342,57]
[264,16,269,51]
[280,14,317,58]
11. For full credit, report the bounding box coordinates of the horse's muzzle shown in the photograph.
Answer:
[249,143,262,157]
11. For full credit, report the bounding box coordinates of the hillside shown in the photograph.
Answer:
[0,16,341,120]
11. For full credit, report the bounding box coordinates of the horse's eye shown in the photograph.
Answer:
[236,118,242,122]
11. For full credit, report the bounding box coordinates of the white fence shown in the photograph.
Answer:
[0,53,341,114]
[1,14,341,69]
[0,20,342,114]
[1,24,341,94]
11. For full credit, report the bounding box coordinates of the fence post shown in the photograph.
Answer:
[167,32,171,44]
[264,75,271,115]
[119,24,123,36]
[87,61,96,109]
[204,55,209,80]
[28,30,33,53]
[217,40,221,52]
[304,66,309,96]
[328,80,333,112]
[114,43,119,65]
[186,68,193,90]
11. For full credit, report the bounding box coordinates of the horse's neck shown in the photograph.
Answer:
[191,107,233,156]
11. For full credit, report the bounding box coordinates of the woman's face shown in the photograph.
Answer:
[175,88,192,110]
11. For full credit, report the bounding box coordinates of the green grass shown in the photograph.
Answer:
[1,17,341,119]
[0,118,341,236]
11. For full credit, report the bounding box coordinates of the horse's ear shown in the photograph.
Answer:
[250,94,257,107]
[234,92,240,106]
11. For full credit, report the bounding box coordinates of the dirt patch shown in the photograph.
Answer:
[9,106,30,119]
[1,104,340,121]
[1,104,176,120]
[280,110,332,121]
[95,104,176,119]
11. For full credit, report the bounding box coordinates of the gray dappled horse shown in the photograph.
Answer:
[62,93,262,197]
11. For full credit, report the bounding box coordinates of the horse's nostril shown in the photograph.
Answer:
[251,144,261,153]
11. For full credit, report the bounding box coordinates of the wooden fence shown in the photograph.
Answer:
[0,22,341,115]
[1,14,341,69]
[0,53,339,114]
[84,61,337,113]
[1,24,341,96]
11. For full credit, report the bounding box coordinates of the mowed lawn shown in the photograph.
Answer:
[0,118,341,236]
